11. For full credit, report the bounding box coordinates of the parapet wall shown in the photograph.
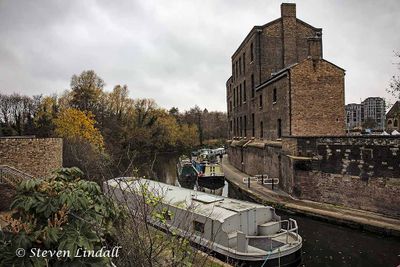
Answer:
[283,136,400,179]
[227,136,400,217]
[0,137,63,178]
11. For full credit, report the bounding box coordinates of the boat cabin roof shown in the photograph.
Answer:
[106,178,266,222]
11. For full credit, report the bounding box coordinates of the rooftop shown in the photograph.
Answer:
[106,178,267,222]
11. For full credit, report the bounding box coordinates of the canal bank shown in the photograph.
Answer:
[221,155,400,238]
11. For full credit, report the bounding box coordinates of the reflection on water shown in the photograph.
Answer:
[153,153,400,267]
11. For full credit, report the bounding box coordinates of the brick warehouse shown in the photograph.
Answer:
[226,3,400,218]
[226,3,345,140]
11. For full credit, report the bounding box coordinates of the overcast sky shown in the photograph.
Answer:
[0,0,399,111]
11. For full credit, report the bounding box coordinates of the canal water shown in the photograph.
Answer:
[150,153,400,267]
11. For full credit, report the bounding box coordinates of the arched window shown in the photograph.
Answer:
[388,119,392,125]
[394,119,398,127]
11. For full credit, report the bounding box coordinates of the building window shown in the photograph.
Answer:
[273,88,277,103]
[239,58,242,75]
[239,84,242,106]
[395,119,398,127]
[236,117,239,136]
[240,116,242,136]
[260,121,263,138]
[233,119,236,135]
[243,81,246,102]
[259,94,263,108]
[232,64,234,81]
[250,42,254,62]
[277,119,282,138]
[229,100,232,112]
[236,61,238,78]
[193,221,205,233]
[243,52,246,73]
[233,87,236,108]
[252,113,255,137]
[251,74,255,98]
[244,115,247,137]
[230,120,232,132]
[388,119,392,125]
[236,87,239,107]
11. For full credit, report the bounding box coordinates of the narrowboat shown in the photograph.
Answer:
[104,178,302,266]
[192,153,225,183]
[176,156,198,183]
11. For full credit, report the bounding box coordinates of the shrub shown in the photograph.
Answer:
[0,167,122,266]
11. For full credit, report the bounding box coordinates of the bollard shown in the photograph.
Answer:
[261,174,264,186]
[247,176,250,188]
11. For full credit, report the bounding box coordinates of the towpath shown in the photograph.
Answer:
[221,155,400,237]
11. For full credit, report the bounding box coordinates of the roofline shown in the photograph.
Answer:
[255,71,289,92]
[231,18,322,60]
[386,101,400,116]
[254,57,345,92]
[231,18,280,59]
[226,76,233,86]
[317,58,346,72]
[296,18,322,32]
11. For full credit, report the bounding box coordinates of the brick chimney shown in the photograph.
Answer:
[307,35,323,60]
[281,3,296,18]
[281,3,297,67]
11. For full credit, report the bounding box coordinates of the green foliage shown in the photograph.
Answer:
[0,167,122,266]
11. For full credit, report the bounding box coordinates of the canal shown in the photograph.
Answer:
[150,153,400,267]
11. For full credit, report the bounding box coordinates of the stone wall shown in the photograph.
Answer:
[285,136,400,178]
[228,140,282,179]
[227,136,400,217]
[0,137,63,178]
[293,170,400,217]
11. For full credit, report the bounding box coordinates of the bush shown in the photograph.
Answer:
[0,167,122,266]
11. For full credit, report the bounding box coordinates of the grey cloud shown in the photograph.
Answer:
[0,0,399,111]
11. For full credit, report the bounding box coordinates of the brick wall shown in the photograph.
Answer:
[0,137,63,178]
[290,59,346,136]
[227,3,324,141]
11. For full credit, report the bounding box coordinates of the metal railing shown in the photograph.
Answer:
[242,174,279,189]
[0,165,34,187]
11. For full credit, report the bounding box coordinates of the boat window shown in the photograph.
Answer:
[193,221,205,233]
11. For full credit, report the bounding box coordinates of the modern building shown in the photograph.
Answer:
[386,101,400,132]
[226,3,345,140]
[345,103,363,130]
[345,97,386,131]
[361,97,386,130]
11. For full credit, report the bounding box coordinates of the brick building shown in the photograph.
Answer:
[386,101,400,132]
[226,3,345,140]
